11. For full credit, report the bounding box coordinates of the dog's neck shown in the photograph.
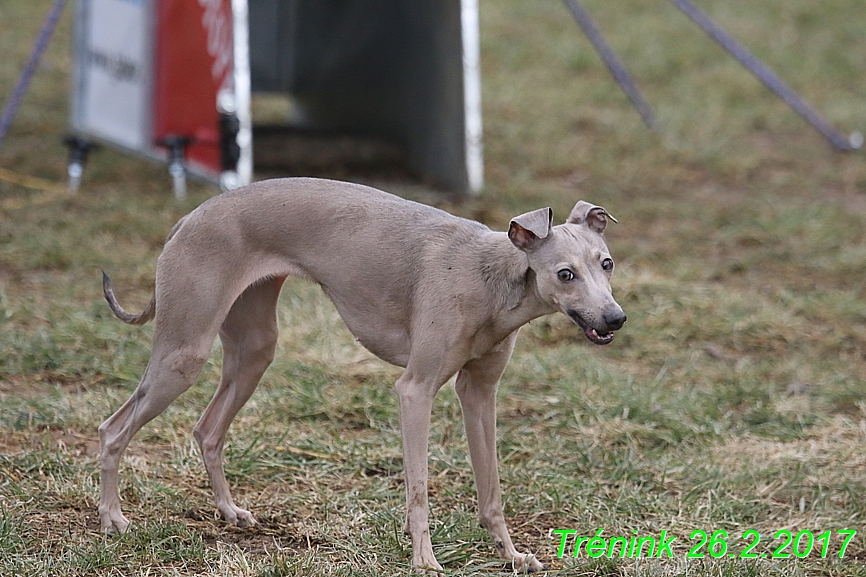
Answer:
[478,232,555,329]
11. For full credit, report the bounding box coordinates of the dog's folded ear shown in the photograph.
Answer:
[508,207,553,250]
[566,201,618,234]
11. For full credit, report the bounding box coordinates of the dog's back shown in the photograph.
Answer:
[163,178,493,365]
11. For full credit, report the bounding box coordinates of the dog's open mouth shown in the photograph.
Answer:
[568,311,615,345]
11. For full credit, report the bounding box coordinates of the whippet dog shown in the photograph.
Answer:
[98,177,626,572]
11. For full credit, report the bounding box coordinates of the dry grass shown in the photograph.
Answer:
[2,0,866,575]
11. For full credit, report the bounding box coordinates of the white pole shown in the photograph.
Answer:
[231,0,253,185]
[461,0,484,195]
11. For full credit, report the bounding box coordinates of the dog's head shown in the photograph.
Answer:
[508,202,626,345]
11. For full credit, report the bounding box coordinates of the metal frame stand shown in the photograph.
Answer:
[668,0,861,151]
[563,0,658,131]
[158,136,193,200]
[62,135,98,192]
[563,0,862,151]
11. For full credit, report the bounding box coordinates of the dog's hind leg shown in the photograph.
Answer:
[99,268,248,534]
[98,339,214,533]
[455,331,545,573]
[193,277,285,528]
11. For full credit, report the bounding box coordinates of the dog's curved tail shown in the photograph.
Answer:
[102,271,156,326]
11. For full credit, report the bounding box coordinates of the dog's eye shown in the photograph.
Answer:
[601,258,614,271]
[557,269,575,282]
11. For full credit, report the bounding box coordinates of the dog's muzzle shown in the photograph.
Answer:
[568,309,626,345]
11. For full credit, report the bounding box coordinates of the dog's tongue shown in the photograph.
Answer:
[585,326,615,345]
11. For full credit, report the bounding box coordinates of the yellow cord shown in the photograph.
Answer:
[0,166,68,209]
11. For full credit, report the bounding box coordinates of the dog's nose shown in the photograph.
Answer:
[603,309,627,331]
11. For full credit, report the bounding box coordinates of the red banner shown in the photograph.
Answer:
[153,0,234,174]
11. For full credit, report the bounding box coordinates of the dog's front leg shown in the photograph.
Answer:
[395,369,446,573]
[455,333,546,573]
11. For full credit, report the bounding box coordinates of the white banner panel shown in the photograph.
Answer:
[72,0,153,151]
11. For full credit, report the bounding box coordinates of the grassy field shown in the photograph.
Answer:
[2,0,866,575]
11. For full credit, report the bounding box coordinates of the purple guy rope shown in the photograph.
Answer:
[667,0,861,151]
[0,0,69,149]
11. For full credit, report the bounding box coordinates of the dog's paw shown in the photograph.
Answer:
[413,560,444,576]
[99,509,131,535]
[512,552,546,573]
[412,549,445,576]
[219,504,257,528]
[235,511,257,528]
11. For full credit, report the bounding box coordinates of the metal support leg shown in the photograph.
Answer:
[62,136,97,192]
[158,136,192,200]
[667,0,862,151]
[563,0,659,131]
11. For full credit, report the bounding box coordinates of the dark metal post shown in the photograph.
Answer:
[562,0,659,131]
[62,135,98,192]
[668,0,862,151]
[158,136,193,200]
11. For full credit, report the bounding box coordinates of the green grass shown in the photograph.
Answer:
[2,0,866,575]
